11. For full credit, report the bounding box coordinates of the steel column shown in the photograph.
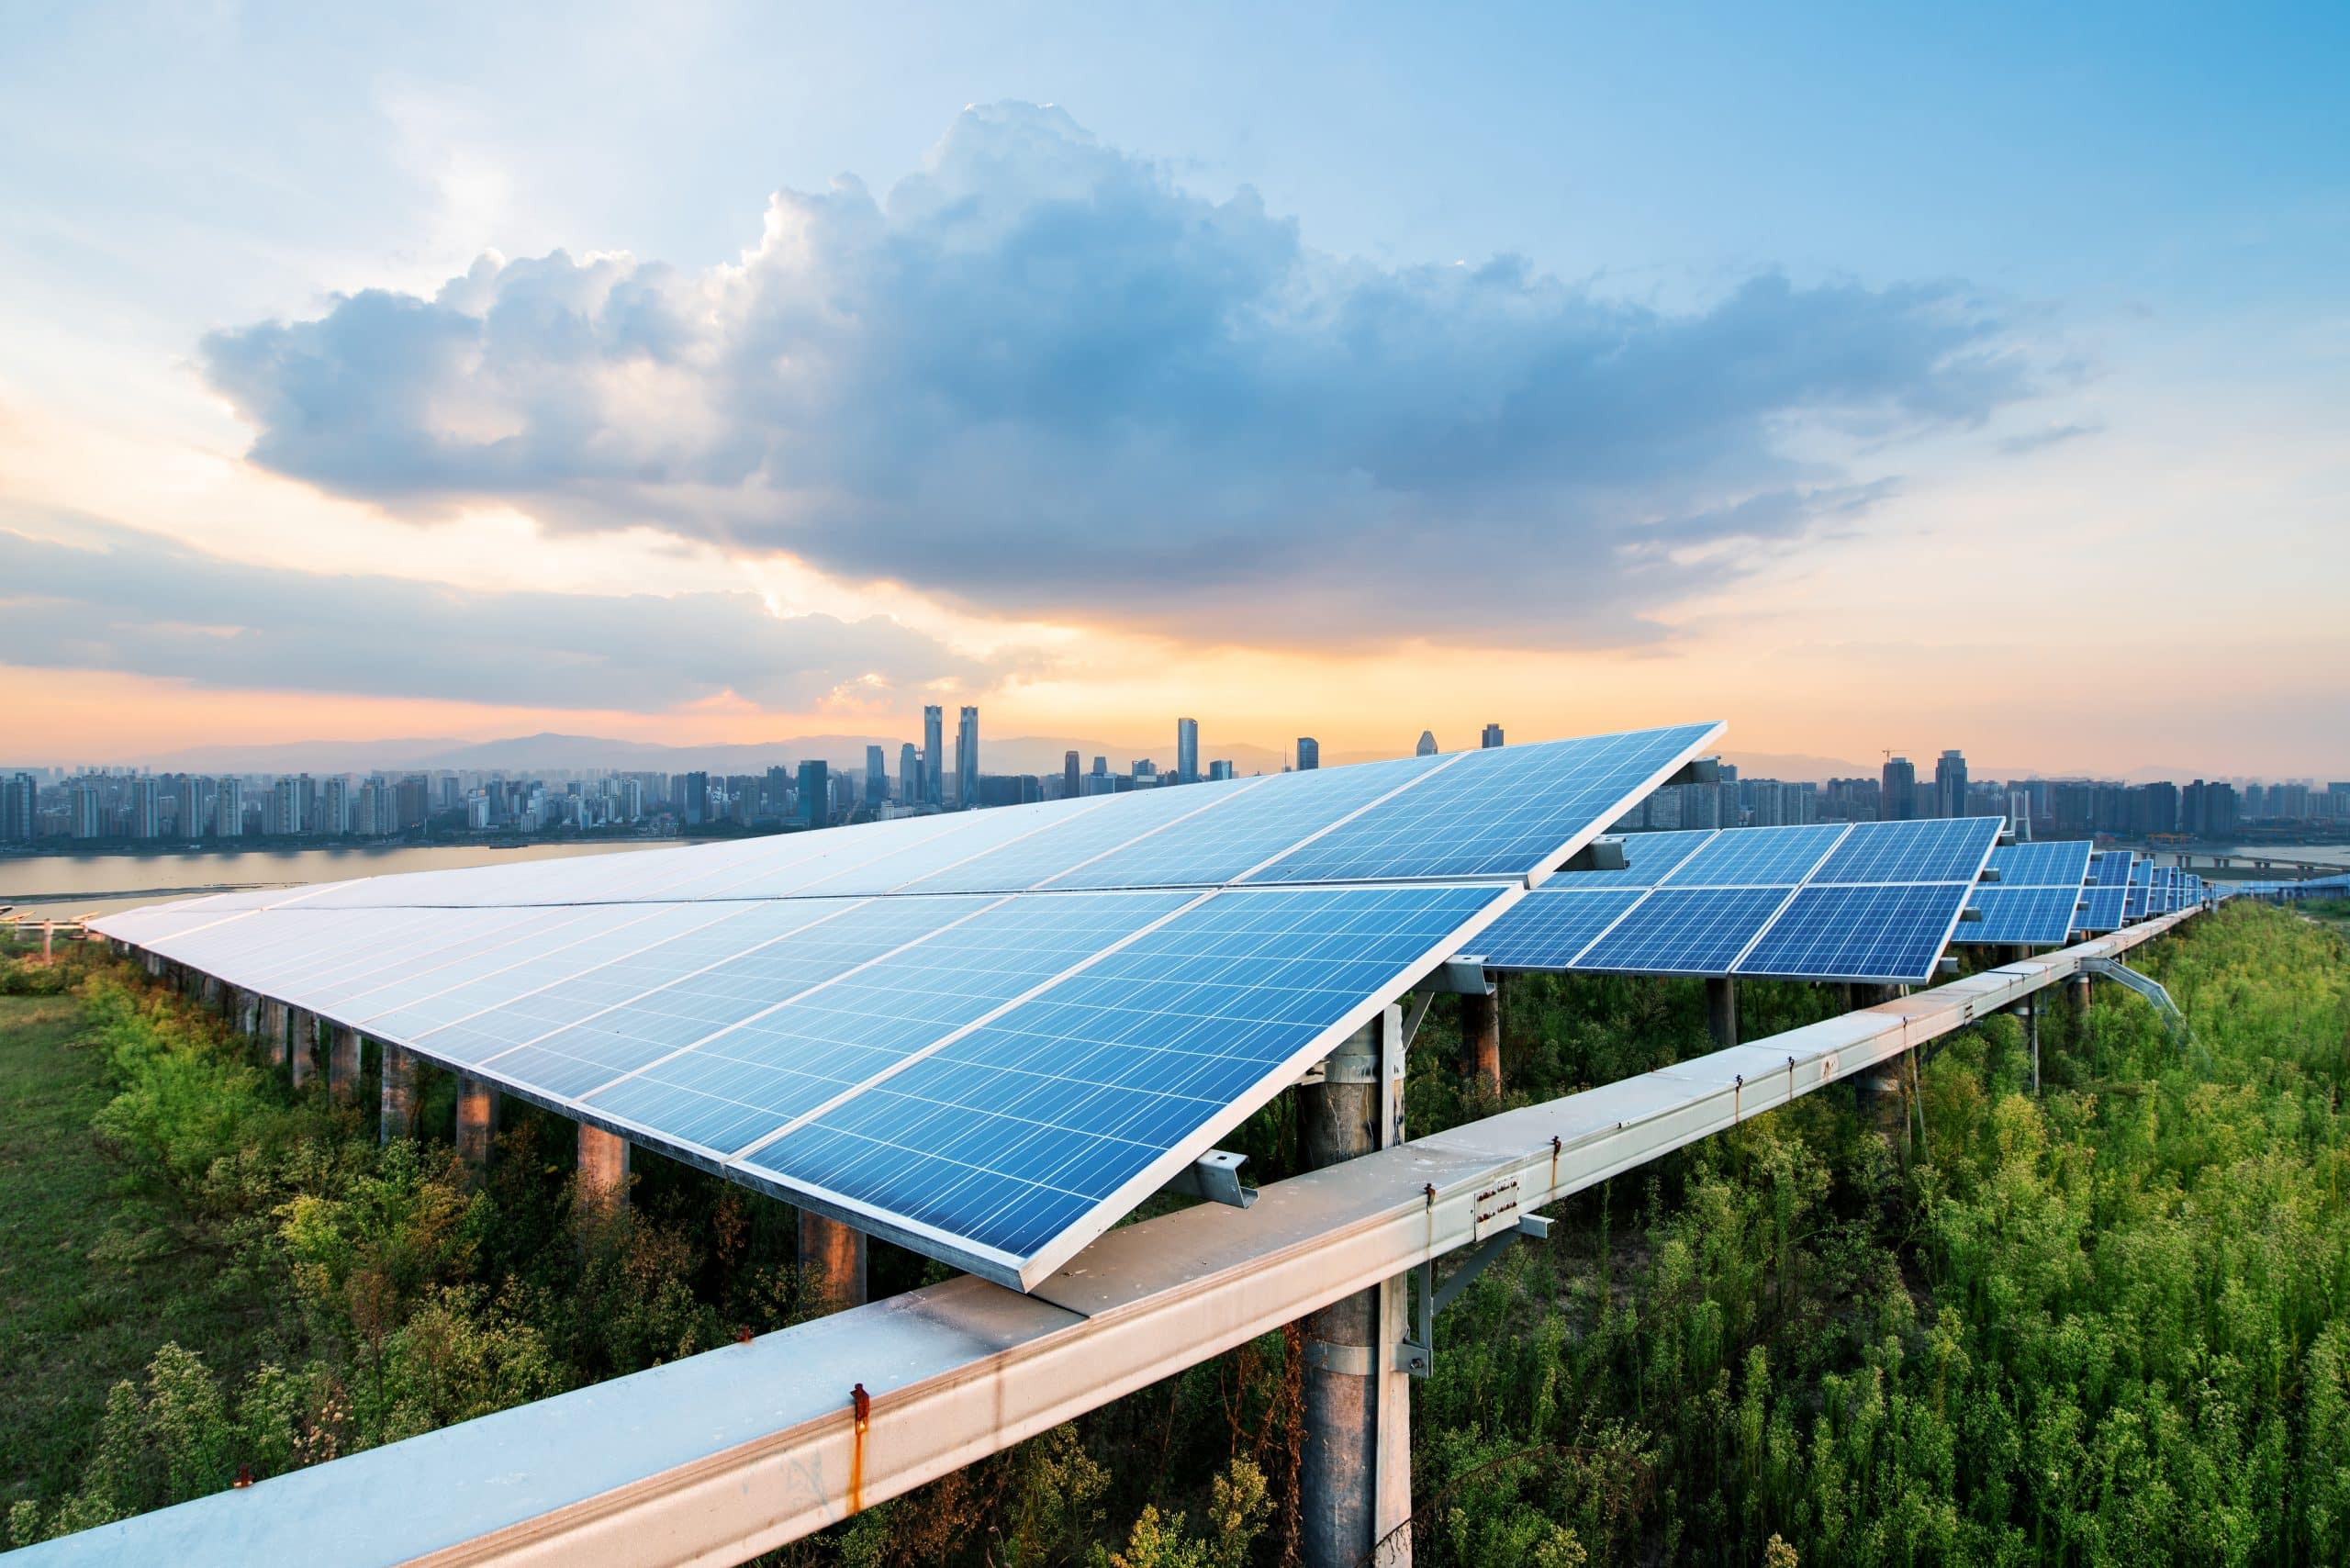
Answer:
[457,1078,498,1182]
[288,1009,317,1091]
[328,1026,361,1104]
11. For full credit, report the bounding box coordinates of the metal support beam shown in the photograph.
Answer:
[799,1211,867,1309]
[578,1125,631,1212]
[2026,991,2041,1093]
[1157,1149,1257,1208]
[2077,957,2190,1044]
[1706,977,1738,1052]
[380,1045,417,1144]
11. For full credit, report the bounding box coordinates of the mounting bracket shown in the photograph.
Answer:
[1157,1149,1257,1208]
[1395,1212,1552,1377]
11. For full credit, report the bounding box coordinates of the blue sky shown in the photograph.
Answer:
[1,2,2344,773]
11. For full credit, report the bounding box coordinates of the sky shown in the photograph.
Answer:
[3,1,2344,778]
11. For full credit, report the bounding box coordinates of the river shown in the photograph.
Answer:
[0,841,678,917]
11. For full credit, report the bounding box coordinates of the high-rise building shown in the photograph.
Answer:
[1481,723,1505,749]
[798,760,829,830]
[956,706,979,808]
[1416,731,1438,757]
[1176,717,1200,784]
[1882,756,1918,822]
[271,775,302,835]
[865,745,887,807]
[683,769,709,825]
[130,778,161,839]
[0,773,31,842]
[923,706,945,808]
[321,777,351,836]
[1208,759,1235,782]
[1064,750,1081,800]
[1933,750,1968,820]
[898,743,920,804]
[1295,737,1319,772]
[73,782,102,839]
[216,778,243,837]
[183,777,215,841]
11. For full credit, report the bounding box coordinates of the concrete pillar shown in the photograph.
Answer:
[577,1123,632,1212]
[1706,977,1739,1052]
[380,1045,417,1143]
[42,922,55,965]
[799,1211,867,1307]
[328,1026,361,1103]
[456,1078,498,1181]
[1457,974,1501,1095]
[1297,1008,1412,1567]
[288,1010,317,1091]
[2025,991,2041,1093]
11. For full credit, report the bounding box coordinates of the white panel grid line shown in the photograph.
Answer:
[1721,824,1856,973]
[1219,750,1476,885]
[567,897,1023,1105]
[463,898,899,1072]
[718,890,1225,1163]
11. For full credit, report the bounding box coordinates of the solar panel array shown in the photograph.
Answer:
[1950,839,2095,946]
[1464,817,2004,983]
[2078,850,2135,931]
[95,722,1721,1289]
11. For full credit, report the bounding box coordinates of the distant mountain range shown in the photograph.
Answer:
[97,732,2214,785]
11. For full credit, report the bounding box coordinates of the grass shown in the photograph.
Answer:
[0,991,274,1513]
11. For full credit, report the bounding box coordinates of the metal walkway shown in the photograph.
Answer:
[12,910,2195,1567]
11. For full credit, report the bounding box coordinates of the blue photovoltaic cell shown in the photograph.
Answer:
[582,891,1198,1155]
[1043,754,1446,890]
[1248,723,1719,884]
[1952,885,2086,946]
[1738,884,1966,980]
[2124,885,2148,920]
[1987,840,2096,890]
[466,896,999,1096]
[1470,890,1648,969]
[1808,818,2001,886]
[1575,887,1793,974]
[2078,885,2129,931]
[1550,830,1720,890]
[354,903,745,1039]
[741,884,1503,1265]
[2090,850,2134,888]
[1661,824,1848,888]
[895,778,1261,894]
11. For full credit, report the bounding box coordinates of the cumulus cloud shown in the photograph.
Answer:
[201,102,2031,645]
[0,516,990,710]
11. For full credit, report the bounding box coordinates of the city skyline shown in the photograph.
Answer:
[2,6,2344,775]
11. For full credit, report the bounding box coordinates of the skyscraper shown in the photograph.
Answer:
[73,782,101,839]
[1416,731,1438,757]
[683,769,709,825]
[1176,718,1200,784]
[899,743,920,804]
[1933,749,1968,820]
[1481,723,1505,749]
[865,745,887,807]
[923,705,944,808]
[956,706,979,808]
[216,778,242,837]
[1064,750,1081,799]
[1882,756,1918,822]
[130,778,160,839]
[1295,737,1319,772]
[0,773,31,842]
[798,760,829,830]
[1208,759,1235,781]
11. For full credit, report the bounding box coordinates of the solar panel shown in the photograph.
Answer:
[1470,816,2001,982]
[1736,883,1971,982]
[1950,839,2093,946]
[735,883,1505,1278]
[2077,884,2129,931]
[93,720,1722,1289]
[1557,830,1720,890]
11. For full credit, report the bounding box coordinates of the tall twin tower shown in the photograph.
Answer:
[921,704,980,808]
